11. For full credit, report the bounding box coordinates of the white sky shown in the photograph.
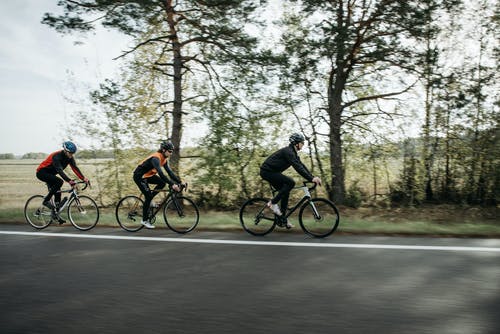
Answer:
[0,0,130,155]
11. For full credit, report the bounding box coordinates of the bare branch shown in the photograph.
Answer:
[343,81,417,109]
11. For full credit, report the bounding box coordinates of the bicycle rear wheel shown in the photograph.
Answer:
[240,198,276,236]
[299,198,339,238]
[24,195,52,229]
[164,196,199,233]
[115,195,144,232]
[68,195,99,231]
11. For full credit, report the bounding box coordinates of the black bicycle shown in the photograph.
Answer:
[24,181,100,231]
[115,184,199,233]
[240,182,340,238]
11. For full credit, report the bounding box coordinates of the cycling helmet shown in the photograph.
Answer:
[62,141,77,153]
[160,140,174,151]
[289,133,305,145]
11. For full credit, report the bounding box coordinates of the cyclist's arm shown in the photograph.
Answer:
[52,154,72,182]
[69,158,85,180]
[163,162,181,184]
[286,149,314,182]
[151,157,174,186]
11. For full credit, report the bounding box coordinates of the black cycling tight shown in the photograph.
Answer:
[36,170,63,204]
[133,174,166,221]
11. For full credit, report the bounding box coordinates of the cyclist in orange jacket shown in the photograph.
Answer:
[133,140,184,229]
[36,141,90,223]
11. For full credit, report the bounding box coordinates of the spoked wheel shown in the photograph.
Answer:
[239,198,276,236]
[164,196,199,234]
[115,195,145,232]
[67,195,100,231]
[24,195,52,229]
[299,198,340,238]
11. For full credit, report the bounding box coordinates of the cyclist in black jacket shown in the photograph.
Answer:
[260,133,322,228]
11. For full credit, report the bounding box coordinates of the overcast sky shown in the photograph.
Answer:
[0,1,130,155]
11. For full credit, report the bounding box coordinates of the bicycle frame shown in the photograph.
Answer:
[271,182,319,220]
[137,185,187,220]
[252,182,320,227]
[52,181,89,213]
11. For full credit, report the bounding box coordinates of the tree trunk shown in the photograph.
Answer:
[164,0,182,171]
[328,69,346,204]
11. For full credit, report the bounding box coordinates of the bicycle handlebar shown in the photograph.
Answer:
[73,180,90,191]
[151,182,188,194]
[303,181,318,191]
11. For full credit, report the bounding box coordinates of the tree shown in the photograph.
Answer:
[43,0,267,170]
[418,0,461,202]
[458,0,499,204]
[278,0,459,204]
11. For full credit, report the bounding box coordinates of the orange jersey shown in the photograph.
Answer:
[133,151,181,185]
[141,152,166,178]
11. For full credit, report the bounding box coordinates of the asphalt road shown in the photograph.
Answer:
[1,224,500,334]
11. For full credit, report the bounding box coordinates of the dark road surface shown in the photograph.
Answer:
[1,224,500,334]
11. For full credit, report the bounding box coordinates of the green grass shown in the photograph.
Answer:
[2,208,500,236]
[339,218,500,236]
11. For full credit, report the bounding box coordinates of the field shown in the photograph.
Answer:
[1,159,499,236]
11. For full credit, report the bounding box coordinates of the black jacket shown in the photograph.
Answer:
[260,144,314,181]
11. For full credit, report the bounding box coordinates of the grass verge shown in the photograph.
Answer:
[2,207,500,237]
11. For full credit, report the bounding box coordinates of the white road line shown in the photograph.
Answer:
[1,230,500,252]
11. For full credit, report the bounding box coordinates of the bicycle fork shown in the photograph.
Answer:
[308,201,322,220]
[171,196,185,218]
[72,197,87,215]
[300,187,322,221]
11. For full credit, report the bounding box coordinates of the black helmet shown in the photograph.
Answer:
[289,133,305,145]
[62,141,77,153]
[160,140,174,151]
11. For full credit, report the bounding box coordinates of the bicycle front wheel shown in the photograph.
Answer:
[239,198,276,236]
[67,195,100,231]
[164,196,199,233]
[115,195,144,232]
[299,198,339,238]
[24,195,52,229]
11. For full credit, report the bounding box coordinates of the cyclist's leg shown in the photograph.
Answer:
[260,170,295,214]
[36,171,63,208]
[279,177,295,214]
[134,174,153,220]
[147,175,166,197]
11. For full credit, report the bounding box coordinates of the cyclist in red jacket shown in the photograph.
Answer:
[133,140,184,229]
[36,141,89,223]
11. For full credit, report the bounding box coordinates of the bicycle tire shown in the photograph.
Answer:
[116,195,145,232]
[239,198,276,236]
[299,198,339,238]
[67,195,100,231]
[24,195,52,229]
[163,196,199,234]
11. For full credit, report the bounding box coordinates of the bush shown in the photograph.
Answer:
[344,181,365,208]
[0,153,15,159]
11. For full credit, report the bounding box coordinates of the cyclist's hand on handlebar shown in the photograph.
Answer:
[172,184,181,192]
[68,180,76,187]
[83,177,91,187]
[312,176,322,186]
